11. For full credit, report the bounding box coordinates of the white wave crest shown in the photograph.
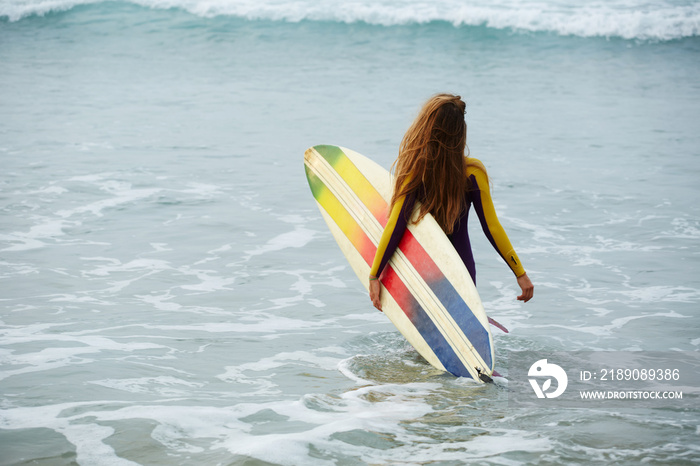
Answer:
[1,0,101,21]
[2,0,699,41]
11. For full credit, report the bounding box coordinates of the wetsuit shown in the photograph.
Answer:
[369,158,525,284]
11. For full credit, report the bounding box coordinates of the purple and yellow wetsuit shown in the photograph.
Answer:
[369,158,526,284]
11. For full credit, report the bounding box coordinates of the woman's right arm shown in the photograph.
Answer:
[469,161,533,302]
[517,273,534,302]
[469,163,526,278]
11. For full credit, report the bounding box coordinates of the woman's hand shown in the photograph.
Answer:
[516,273,534,302]
[369,278,382,311]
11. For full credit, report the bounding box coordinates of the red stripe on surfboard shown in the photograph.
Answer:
[357,233,377,266]
[381,265,416,319]
[395,229,443,284]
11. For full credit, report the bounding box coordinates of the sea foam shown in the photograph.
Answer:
[1,0,698,41]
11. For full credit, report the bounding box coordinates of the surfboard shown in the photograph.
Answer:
[304,145,495,382]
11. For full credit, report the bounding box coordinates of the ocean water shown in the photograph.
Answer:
[1,0,699,464]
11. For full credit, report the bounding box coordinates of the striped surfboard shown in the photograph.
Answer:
[304,145,494,381]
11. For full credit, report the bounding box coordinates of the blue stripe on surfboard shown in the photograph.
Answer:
[382,266,474,377]
[427,276,492,369]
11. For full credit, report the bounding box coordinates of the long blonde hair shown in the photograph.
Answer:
[391,94,471,234]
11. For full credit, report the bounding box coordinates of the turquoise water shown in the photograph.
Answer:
[1,1,700,464]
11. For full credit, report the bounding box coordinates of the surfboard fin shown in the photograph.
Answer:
[488,316,509,333]
[476,368,494,383]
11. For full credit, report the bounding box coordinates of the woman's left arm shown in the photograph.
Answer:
[368,193,413,311]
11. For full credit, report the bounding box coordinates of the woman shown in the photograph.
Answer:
[369,94,534,311]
